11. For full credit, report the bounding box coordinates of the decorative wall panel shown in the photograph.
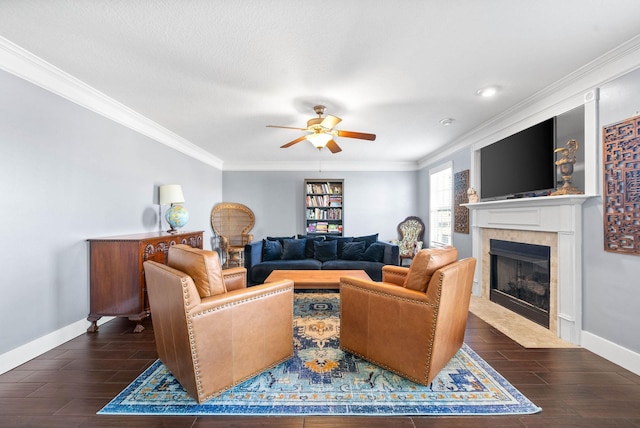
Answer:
[602,115,640,255]
[454,169,469,234]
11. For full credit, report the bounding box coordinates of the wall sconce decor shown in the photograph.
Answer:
[159,184,189,233]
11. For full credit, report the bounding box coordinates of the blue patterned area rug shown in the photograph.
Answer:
[99,293,541,416]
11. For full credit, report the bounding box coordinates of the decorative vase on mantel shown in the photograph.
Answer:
[551,139,583,196]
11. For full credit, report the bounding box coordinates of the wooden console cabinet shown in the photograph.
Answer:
[87,230,203,333]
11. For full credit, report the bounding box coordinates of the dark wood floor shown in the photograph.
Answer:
[1,312,639,428]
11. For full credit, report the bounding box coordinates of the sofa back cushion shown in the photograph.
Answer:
[167,244,226,297]
[262,239,282,261]
[403,246,458,293]
[282,238,307,260]
[314,239,338,262]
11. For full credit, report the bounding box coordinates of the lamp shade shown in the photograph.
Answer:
[159,184,185,205]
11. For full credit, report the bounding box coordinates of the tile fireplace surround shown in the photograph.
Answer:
[465,195,592,345]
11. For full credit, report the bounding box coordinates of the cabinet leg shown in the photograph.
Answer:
[132,323,145,333]
[86,316,101,333]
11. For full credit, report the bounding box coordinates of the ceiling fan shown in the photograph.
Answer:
[267,105,376,153]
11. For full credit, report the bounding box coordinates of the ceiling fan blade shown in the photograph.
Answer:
[267,125,308,131]
[335,130,376,141]
[326,140,342,153]
[280,135,307,148]
[320,115,342,130]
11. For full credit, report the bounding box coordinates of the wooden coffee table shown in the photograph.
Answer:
[264,270,371,290]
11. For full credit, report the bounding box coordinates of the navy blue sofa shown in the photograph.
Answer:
[244,234,400,286]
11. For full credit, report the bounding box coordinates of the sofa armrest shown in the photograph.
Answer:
[222,267,247,291]
[244,241,263,269]
[379,240,400,265]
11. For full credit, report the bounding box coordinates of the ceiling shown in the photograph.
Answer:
[2,1,640,170]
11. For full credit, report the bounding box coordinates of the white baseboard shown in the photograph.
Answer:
[581,330,640,376]
[0,316,115,375]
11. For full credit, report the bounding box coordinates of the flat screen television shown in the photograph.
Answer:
[480,117,556,200]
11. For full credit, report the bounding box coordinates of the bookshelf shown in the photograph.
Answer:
[304,179,343,236]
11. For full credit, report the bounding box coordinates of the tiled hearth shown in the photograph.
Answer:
[465,195,591,345]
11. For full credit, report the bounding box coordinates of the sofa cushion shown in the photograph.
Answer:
[353,233,378,249]
[341,241,366,261]
[362,242,385,262]
[314,239,338,262]
[167,244,225,297]
[298,234,325,258]
[262,239,282,261]
[403,246,458,292]
[249,258,322,284]
[282,238,306,260]
[325,236,354,258]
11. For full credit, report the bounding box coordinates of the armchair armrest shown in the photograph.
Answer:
[381,265,409,286]
[222,267,247,291]
[340,275,430,304]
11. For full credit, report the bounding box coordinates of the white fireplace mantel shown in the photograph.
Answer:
[464,194,595,345]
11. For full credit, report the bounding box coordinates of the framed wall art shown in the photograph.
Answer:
[602,114,640,255]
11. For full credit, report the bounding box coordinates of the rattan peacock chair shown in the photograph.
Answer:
[210,202,255,268]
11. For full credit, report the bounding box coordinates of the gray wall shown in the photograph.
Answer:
[583,69,640,353]
[417,146,473,259]
[222,170,418,243]
[0,70,222,354]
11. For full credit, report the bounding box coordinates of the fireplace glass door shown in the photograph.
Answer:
[489,239,551,328]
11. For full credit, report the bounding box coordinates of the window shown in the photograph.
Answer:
[429,162,452,247]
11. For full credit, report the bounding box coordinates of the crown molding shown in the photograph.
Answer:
[0,36,224,170]
[417,34,640,169]
[223,160,419,172]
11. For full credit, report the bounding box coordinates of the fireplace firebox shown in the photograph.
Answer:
[489,239,551,328]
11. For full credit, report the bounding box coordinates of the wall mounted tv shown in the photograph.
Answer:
[480,117,556,200]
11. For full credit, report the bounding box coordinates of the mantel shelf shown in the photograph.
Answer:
[462,194,598,210]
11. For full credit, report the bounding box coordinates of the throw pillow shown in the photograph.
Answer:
[362,242,385,262]
[262,239,283,261]
[341,241,366,261]
[325,236,354,258]
[403,247,458,293]
[353,233,378,249]
[282,238,307,260]
[167,244,226,297]
[267,236,295,246]
[298,234,325,258]
[314,239,338,262]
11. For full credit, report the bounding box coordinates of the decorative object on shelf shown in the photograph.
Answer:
[268,105,376,153]
[159,184,189,233]
[602,115,640,255]
[551,140,583,196]
[454,170,470,234]
[467,188,479,203]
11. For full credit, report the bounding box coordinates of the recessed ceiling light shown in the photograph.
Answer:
[476,86,499,97]
[440,118,455,126]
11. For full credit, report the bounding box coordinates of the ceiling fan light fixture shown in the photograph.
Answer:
[307,132,332,148]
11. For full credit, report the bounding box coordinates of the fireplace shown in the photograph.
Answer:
[489,239,551,328]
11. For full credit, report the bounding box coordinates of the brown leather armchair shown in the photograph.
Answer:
[339,246,476,386]
[143,244,294,404]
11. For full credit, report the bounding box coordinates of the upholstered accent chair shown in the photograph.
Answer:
[143,244,294,404]
[339,246,476,386]
[391,216,425,266]
[210,202,255,268]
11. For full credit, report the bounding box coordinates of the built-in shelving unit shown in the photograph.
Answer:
[304,179,343,236]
